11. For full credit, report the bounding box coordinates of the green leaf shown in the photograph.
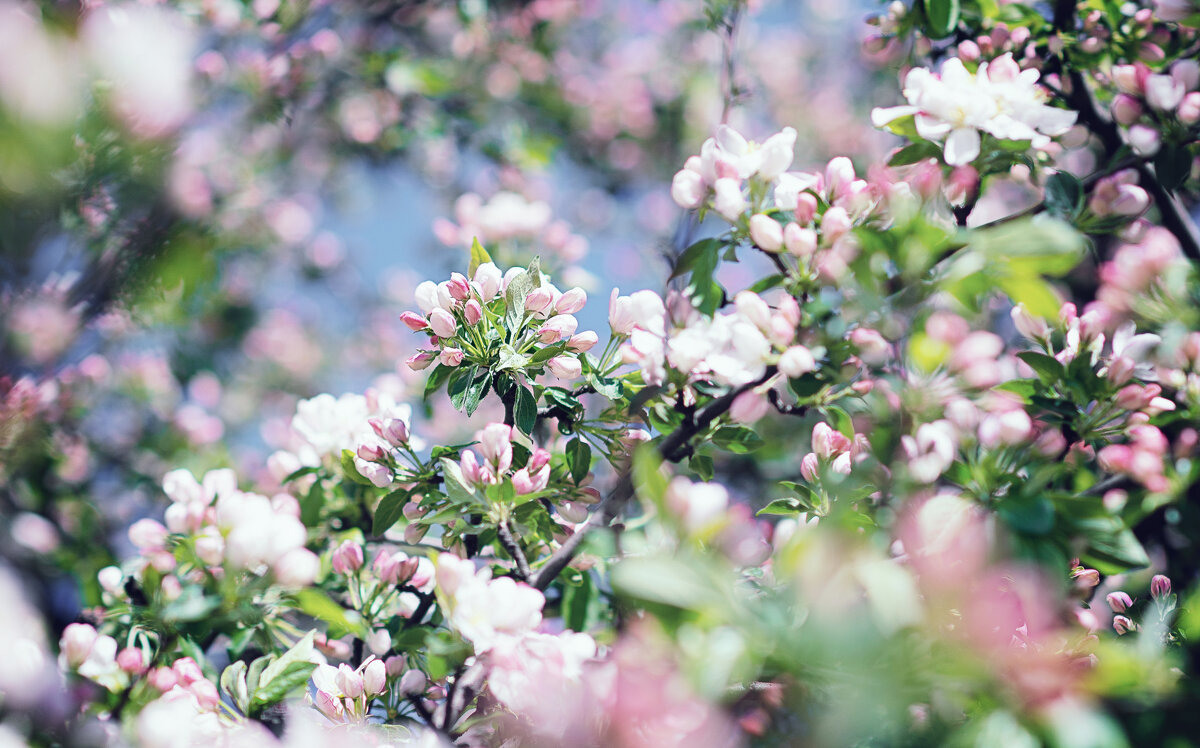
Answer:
[748,274,786,294]
[561,571,601,632]
[994,379,1037,400]
[566,438,592,485]
[514,384,537,434]
[293,591,367,638]
[468,237,492,277]
[1156,145,1189,193]
[757,498,801,516]
[690,453,714,481]
[1044,171,1083,219]
[926,0,960,37]
[824,406,855,440]
[611,556,723,610]
[528,343,566,366]
[1017,351,1065,384]
[495,345,529,372]
[440,457,480,506]
[1079,522,1151,574]
[464,370,492,417]
[632,445,669,511]
[251,660,317,710]
[254,630,316,704]
[374,488,412,536]
[712,425,764,454]
[888,142,941,166]
[504,257,541,328]
[423,363,455,401]
[999,496,1055,535]
[670,238,721,280]
[162,590,220,622]
[220,661,250,715]
[448,365,478,410]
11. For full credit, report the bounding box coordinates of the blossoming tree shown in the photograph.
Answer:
[4,0,1200,745]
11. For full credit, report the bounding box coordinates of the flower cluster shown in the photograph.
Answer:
[1108,60,1200,156]
[872,54,1077,165]
[401,261,594,383]
[118,467,319,589]
[614,287,815,389]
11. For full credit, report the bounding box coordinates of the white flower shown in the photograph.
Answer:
[872,55,1076,166]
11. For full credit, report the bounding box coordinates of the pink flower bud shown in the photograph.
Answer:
[428,309,457,338]
[369,417,410,448]
[1107,355,1136,385]
[558,500,589,523]
[460,450,483,485]
[783,223,817,257]
[1110,185,1149,216]
[528,448,552,473]
[60,623,98,668]
[357,443,386,462]
[147,666,177,692]
[1111,94,1143,126]
[794,192,819,225]
[524,287,554,314]
[800,452,819,481]
[567,331,599,353]
[1151,574,1172,599]
[439,347,465,367]
[117,647,145,675]
[385,656,406,678]
[850,327,891,365]
[405,351,435,371]
[671,168,706,209]
[1071,566,1100,588]
[463,299,483,326]
[404,524,428,544]
[399,669,427,695]
[1128,124,1161,156]
[399,311,428,332]
[337,663,364,699]
[362,658,387,696]
[1112,615,1135,635]
[1011,303,1049,341]
[730,390,770,423]
[1098,444,1133,473]
[538,314,579,343]
[556,288,587,315]
[1112,64,1145,95]
[1179,92,1200,124]
[779,345,816,378]
[447,272,471,301]
[749,214,784,252]
[128,518,169,552]
[548,355,582,379]
[332,540,364,575]
[173,657,204,687]
[473,262,502,301]
[820,206,852,244]
[1106,591,1133,612]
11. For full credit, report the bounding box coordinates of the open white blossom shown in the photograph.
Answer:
[872,54,1077,166]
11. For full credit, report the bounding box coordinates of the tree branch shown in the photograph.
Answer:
[496,520,531,581]
[530,369,775,590]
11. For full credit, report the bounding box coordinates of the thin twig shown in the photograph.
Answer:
[496,521,531,581]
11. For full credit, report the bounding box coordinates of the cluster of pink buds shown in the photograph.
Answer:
[400,261,594,381]
[59,623,128,692]
[1098,424,1171,492]
[311,657,388,723]
[144,656,220,711]
[1091,228,1187,322]
[113,468,319,603]
[1087,169,1150,219]
[1109,60,1200,155]
[801,422,870,480]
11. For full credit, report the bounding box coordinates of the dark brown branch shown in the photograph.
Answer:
[530,369,776,591]
[496,521,531,581]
